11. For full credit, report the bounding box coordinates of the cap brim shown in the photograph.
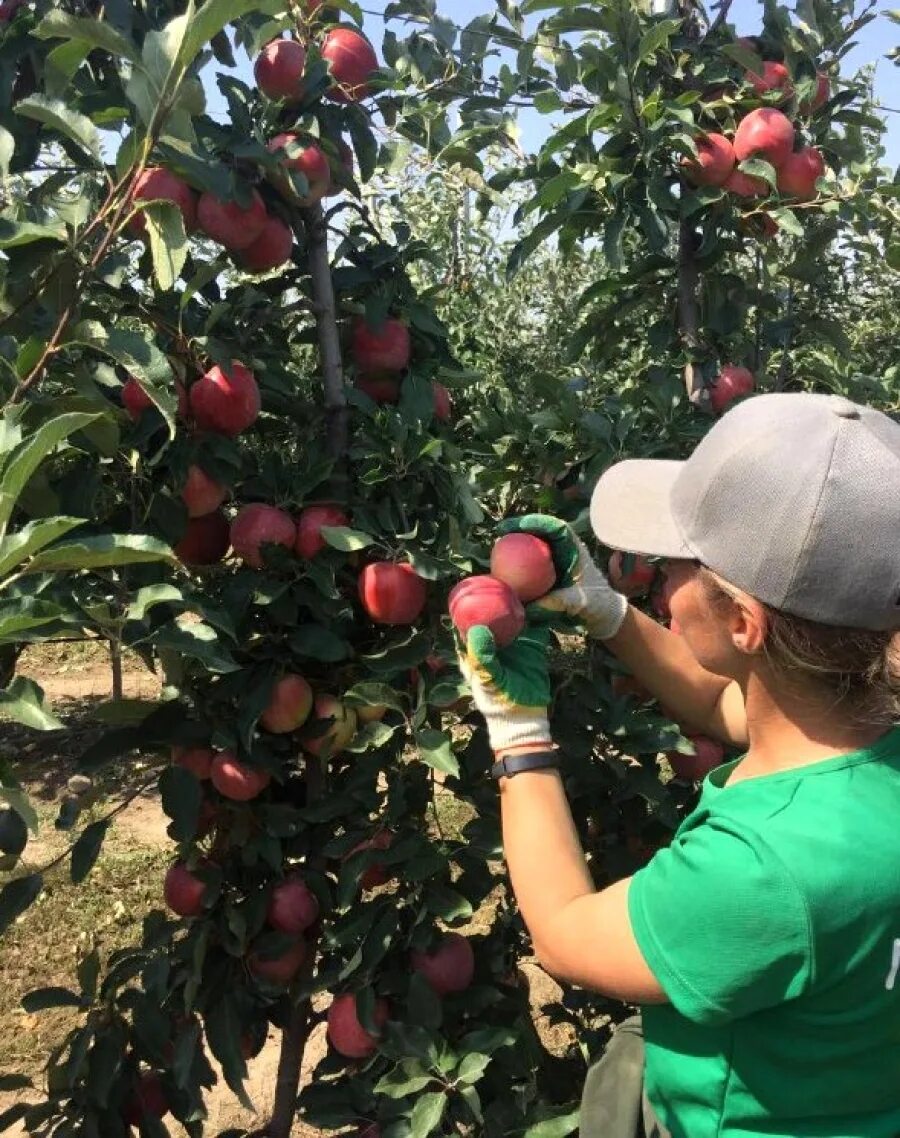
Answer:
[590,459,694,559]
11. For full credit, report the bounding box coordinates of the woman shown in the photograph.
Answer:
[459,392,900,1138]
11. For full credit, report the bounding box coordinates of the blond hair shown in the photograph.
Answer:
[700,569,900,728]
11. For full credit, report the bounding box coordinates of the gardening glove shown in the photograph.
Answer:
[498,515,629,640]
[457,623,553,755]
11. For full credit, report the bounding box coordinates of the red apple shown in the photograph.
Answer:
[254,38,306,102]
[210,751,271,801]
[240,215,294,273]
[260,674,313,733]
[321,27,378,103]
[733,107,794,167]
[164,861,207,917]
[129,167,197,236]
[358,562,427,624]
[410,933,475,995]
[776,146,825,200]
[249,938,306,985]
[432,382,452,423]
[266,875,320,934]
[449,575,525,649]
[608,552,656,597]
[344,831,393,889]
[0,0,24,23]
[668,735,724,781]
[174,510,231,566]
[326,993,389,1058]
[295,504,350,559]
[172,745,215,780]
[230,504,296,569]
[197,189,267,251]
[723,168,769,198]
[747,60,792,99]
[190,361,261,436]
[181,464,228,518]
[124,1072,169,1128]
[303,694,357,757]
[351,317,411,375]
[122,376,154,421]
[267,134,331,205]
[355,376,401,404]
[681,133,735,188]
[490,533,556,602]
[710,364,755,415]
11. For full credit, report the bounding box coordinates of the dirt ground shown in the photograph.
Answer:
[0,643,575,1135]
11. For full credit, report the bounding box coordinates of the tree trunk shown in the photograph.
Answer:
[110,637,123,700]
[267,203,347,1138]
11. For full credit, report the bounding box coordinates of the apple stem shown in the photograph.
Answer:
[303,203,349,469]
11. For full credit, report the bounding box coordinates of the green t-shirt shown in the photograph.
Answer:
[629,727,900,1138]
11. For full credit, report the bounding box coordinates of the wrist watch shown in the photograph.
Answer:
[490,750,561,781]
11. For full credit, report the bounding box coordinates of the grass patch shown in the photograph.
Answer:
[0,845,169,1077]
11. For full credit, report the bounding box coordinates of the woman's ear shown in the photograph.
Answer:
[729,594,768,655]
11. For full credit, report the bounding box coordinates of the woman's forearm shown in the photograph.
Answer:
[605,607,748,746]
[498,768,594,964]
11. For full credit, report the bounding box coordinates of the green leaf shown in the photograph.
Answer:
[410,1091,446,1138]
[0,785,38,834]
[204,993,254,1112]
[14,95,102,162]
[21,986,83,1012]
[159,766,202,842]
[33,10,140,62]
[375,1065,434,1098]
[177,0,279,69]
[71,819,109,884]
[125,584,183,622]
[0,219,68,248]
[0,873,43,936]
[0,677,63,731]
[319,526,376,552]
[0,599,69,642]
[523,1110,580,1138]
[23,534,176,574]
[343,682,404,713]
[414,729,459,777]
[456,1051,491,1084]
[637,18,681,63]
[143,202,188,292]
[290,624,352,663]
[154,622,239,673]
[0,412,98,539]
[0,517,84,581]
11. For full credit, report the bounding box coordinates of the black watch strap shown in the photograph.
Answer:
[490,750,561,781]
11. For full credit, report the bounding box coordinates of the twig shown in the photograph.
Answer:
[677,220,709,410]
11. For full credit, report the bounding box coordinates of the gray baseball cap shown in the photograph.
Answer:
[590,393,900,631]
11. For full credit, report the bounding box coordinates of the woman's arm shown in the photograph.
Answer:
[498,767,667,1002]
[605,607,748,747]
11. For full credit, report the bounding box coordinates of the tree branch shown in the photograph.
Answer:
[677,220,709,410]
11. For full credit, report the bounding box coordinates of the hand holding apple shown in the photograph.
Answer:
[497,515,629,640]
[455,622,553,755]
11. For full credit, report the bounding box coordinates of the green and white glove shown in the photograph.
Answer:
[498,514,629,640]
[458,624,553,755]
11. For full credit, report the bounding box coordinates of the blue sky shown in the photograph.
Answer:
[211,2,900,166]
